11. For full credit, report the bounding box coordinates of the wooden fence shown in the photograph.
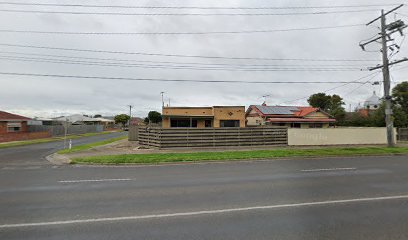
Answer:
[135,127,287,148]
[398,128,408,141]
[28,125,104,136]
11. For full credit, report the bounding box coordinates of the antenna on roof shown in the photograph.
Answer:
[261,94,270,105]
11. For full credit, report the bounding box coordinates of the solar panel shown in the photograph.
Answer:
[255,105,298,115]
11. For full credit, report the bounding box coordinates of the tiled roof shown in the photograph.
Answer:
[293,107,319,117]
[0,111,31,121]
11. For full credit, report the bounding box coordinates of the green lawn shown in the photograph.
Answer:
[58,135,127,154]
[0,131,122,149]
[71,146,408,165]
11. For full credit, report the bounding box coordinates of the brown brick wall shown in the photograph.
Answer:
[0,122,6,134]
[0,121,28,133]
[162,106,246,128]
[163,107,213,116]
[213,107,246,128]
[0,131,51,143]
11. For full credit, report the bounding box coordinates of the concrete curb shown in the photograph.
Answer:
[46,153,71,165]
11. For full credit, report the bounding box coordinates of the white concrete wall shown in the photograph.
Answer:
[288,127,397,146]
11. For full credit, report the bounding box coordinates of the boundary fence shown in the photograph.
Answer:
[398,128,408,141]
[28,125,103,136]
[134,127,287,148]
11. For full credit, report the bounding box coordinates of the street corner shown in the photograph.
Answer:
[46,153,72,165]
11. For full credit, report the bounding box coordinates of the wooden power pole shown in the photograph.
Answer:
[360,4,407,147]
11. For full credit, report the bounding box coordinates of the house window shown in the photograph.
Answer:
[291,123,301,128]
[205,120,212,128]
[7,122,22,132]
[309,123,323,128]
[170,119,197,128]
[220,120,240,128]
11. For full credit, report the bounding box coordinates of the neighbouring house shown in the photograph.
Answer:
[28,117,55,126]
[0,111,51,142]
[356,91,381,117]
[246,104,335,128]
[53,114,115,127]
[130,117,144,126]
[0,110,30,134]
[162,106,246,128]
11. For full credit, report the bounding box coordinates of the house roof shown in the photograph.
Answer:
[267,118,336,123]
[293,107,319,117]
[254,105,299,115]
[0,111,31,121]
[249,105,321,117]
[53,114,113,123]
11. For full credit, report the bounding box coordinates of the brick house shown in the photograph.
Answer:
[246,104,335,128]
[0,111,30,134]
[162,106,246,128]
[0,111,50,142]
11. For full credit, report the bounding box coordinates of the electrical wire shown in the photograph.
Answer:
[281,71,381,104]
[0,72,371,84]
[0,24,364,35]
[342,75,380,97]
[0,43,379,62]
[0,55,365,71]
[396,12,408,17]
[0,8,380,16]
[0,51,369,68]
[0,2,399,10]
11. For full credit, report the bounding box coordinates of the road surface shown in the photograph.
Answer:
[0,138,407,239]
[0,131,126,168]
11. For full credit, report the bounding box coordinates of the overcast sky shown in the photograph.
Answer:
[0,0,407,118]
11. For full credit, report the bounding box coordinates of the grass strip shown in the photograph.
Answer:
[0,138,61,148]
[0,131,122,149]
[72,146,408,165]
[58,135,127,154]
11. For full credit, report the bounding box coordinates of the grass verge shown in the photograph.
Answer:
[0,131,122,149]
[71,146,408,165]
[58,135,127,154]
[0,138,60,149]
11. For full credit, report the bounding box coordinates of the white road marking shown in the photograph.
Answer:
[58,178,132,183]
[301,167,356,172]
[1,194,407,229]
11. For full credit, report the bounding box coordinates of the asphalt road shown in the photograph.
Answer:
[0,131,126,168]
[0,138,408,239]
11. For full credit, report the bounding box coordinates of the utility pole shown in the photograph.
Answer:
[128,105,133,127]
[160,92,165,108]
[359,4,407,147]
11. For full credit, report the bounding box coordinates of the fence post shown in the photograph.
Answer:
[158,128,162,149]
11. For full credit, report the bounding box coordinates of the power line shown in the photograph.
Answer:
[396,12,408,17]
[0,24,364,35]
[281,71,381,104]
[0,2,400,10]
[342,73,382,97]
[0,56,364,71]
[0,8,380,16]
[0,43,379,62]
[0,50,368,67]
[0,72,371,84]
